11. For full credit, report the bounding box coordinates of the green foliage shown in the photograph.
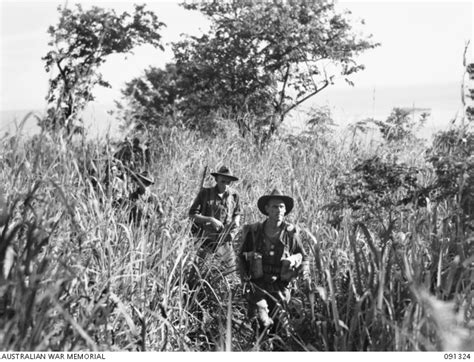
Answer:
[427,127,474,228]
[42,4,165,136]
[120,64,180,130]
[335,156,420,218]
[428,128,474,194]
[331,155,423,252]
[121,0,378,142]
[369,107,429,142]
[304,106,336,136]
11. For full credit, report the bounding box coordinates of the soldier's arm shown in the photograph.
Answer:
[189,189,223,230]
[188,189,207,224]
[237,226,252,282]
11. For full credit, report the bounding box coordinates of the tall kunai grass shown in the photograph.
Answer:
[0,113,472,351]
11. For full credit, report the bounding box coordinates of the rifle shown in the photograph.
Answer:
[199,165,208,191]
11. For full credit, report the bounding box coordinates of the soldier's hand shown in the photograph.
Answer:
[209,217,224,231]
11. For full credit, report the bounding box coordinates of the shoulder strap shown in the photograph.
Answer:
[199,188,207,215]
[242,222,259,252]
[282,222,298,251]
[200,187,213,217]
[251,222,263,252]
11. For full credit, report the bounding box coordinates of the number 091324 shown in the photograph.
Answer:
[444,354,471,360]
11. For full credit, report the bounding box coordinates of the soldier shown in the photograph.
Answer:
[128,171,164,226]
[114,137,147,172]
[103,160,128,207]
[131,137,146,170]
[189,166,241,275]
[238,189,310,337]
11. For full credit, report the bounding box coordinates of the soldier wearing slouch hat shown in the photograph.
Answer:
[189,165,241,274]
[238,189,310,335]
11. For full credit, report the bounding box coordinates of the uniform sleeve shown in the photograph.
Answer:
[239,226,253,254]
[237,225,253,280]
[189,189,205,217]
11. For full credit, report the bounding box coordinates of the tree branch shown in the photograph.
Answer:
[56,58,69,91]
[282,80,330,118]
[277,63,291,112]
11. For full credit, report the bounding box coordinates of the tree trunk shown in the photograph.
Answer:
[260,112,286,146]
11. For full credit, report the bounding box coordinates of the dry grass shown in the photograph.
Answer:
[0,116,472,351]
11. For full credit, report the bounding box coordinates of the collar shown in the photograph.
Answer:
[213,185,229,199]
[263,219,288,229]
[261,220,288,241]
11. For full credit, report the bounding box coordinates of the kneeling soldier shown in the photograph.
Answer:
[238,189,310,335]
[189,166,241,275]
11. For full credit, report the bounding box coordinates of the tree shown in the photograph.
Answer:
[171,30,276,137]
[42,4,165,135]
[122,0,378,142]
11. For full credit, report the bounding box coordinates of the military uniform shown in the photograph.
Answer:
[102,160,128,207]
[238,189,310,333]
[188,166,241,275]
[189,186,240,245]
[239,221,308,326]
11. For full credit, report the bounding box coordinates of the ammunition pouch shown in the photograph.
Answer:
[262,264,281,275]
[243,251,263,279]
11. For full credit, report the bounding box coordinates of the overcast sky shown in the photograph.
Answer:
[0,0,472,112]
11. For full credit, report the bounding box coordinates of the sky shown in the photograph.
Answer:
[0,0,210,111]
[0,0,472,135]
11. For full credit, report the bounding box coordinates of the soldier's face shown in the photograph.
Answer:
[216,176,232,193]
[265,199,286,222]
